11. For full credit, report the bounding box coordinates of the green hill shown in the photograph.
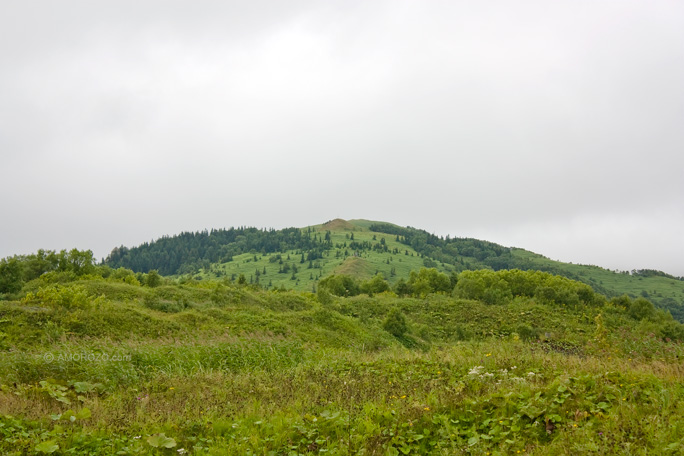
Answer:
[101,219,684,321]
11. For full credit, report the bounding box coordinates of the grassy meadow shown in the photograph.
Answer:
[1,268,683,455]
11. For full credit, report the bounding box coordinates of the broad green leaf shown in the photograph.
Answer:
[35,440,59,454]
[55,395,71,405]
[76,408,91,420]
[147,433,177,448]
[73,381,94,393]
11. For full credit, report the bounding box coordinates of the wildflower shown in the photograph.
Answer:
[424,407,430,411]
[178,449,186,455]
[573,424,577,427]
[169,387,175,390]
[401,395,406,399]
[499,420,503,424]
[469,366,484,376]
[486,353,492,357]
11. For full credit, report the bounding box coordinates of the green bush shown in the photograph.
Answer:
[628,297,656,321]
[360,274,390,296]
[21,284,103,311]
[319,274,360,297]
[659,320,684,341]
[383,308,408,337]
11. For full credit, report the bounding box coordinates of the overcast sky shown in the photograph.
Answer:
[1,1,683,275]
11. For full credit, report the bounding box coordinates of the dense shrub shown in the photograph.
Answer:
[319,274,360,297]
[383,308,408,337]
[455,269,598,307]
[21,284,104,311]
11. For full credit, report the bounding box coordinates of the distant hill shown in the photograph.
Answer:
[104,219,684,320]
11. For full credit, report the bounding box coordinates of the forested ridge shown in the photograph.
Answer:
[105,227,331,275]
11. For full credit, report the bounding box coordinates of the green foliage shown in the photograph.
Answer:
[628,297,656,321]
[147,433,177,448]
[34,440,59,454]
[360,274,390,296]
[659,320,684,341]
[144,269,162,287]
[21,284,104,311]
[2,242,684,455]
[407,268,452,297]
[143,293,185,313]
[455,269,598,307]
[316,286,333,305]
[319,274,360,297]
[0,257,23,294]
[516,323,540,341]
[383,308,408,337]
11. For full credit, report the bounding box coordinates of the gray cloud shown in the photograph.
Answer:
[1,1,683,275]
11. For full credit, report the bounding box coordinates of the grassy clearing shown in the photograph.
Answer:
[194,227,439,293]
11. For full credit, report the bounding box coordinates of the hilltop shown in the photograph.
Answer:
[101,219,684,321]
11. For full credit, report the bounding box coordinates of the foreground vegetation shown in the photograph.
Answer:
[1,256,683,455]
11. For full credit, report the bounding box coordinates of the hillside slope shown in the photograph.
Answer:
[102,219,684,320]
[1,268,683,454]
